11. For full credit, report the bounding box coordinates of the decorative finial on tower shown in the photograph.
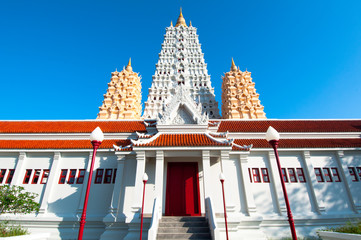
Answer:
[189,21,192,26]
[170,21,173,27]
[231,58,237,72]
[175,7,187,27]
[126,58,132,72]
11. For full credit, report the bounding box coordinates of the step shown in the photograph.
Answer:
[160,217,207,222]
[159,222,208,228]
[158,227,210,233]
[157,232,211,239]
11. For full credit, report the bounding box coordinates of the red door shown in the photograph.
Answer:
[165,162,201,216]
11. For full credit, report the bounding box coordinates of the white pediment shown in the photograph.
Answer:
[157,85,208,125]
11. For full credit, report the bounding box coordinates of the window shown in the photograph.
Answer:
[314,168,324,182]
[349,167,358,182]
[40,170,49,184]
[6,169,14,184]
[296,168,306,182]
[288,168,297,182]
[357,167,361,179]
[0,169,6,183]
[323,168,332,182]
[23,169,32,184]
[261,168,270,183]
[281,168,288,182]
[77,169,86,184]
[331,168,341,182]
[32,169,41,184]
[112,169,117,184]
[95,169,104,184]
[248,168,252,183]
[252,168,261,183]
[59,169,68,184]
[68,169,77,184]
[104,169,113,184]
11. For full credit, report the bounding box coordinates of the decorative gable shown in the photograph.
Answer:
[157,85,208,125]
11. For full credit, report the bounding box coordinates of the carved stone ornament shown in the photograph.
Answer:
[157,85,208,125]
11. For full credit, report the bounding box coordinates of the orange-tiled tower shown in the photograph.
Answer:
[97,59,142,119]
[221,59,266,119]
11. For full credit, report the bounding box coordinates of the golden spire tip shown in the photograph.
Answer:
[170,21,173,26]
[176,7,187,27]
[231,58,237,71]
[126,58,132,71]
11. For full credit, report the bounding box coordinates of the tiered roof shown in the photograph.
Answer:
[222,59,266,119]
[143,10,220,119]
[0,120,360,150]
[97,59,142,120]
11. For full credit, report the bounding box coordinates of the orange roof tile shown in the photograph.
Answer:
[0,121,147,133]
[134,134,231,147]
[218,120,361,133]
[233,138,361,149]
[0,139,132,150]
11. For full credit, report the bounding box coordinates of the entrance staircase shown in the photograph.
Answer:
[156,216,212,239]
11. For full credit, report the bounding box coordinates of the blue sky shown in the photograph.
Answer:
[0,0,360,120]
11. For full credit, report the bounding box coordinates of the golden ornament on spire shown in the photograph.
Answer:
[231,58,237,72]
[175,8,187,27]
[126,58,132,72]
[170,21,173,27]
[189,21,192,26]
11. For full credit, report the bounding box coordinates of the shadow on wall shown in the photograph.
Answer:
[47,153,118,239]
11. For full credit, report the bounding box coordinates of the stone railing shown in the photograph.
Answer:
[205,197,220,240]
[148,197,161,240]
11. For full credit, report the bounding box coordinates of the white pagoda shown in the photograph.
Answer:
[143,10,221,120]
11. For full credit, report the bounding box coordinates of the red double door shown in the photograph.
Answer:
[165,162,201,216]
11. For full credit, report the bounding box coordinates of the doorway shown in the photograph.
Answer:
[165,162,201,216]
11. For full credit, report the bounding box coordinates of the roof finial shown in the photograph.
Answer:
[189,21,192,26]
[126,58,132,71]
[170,21,173,27]
[231,58,237,71]
[175,7,187,27]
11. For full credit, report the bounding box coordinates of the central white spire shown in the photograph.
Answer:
[143,10,220,121]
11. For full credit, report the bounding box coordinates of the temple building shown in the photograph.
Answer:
[0,10,361,240]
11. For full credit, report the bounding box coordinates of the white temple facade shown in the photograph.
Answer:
[0,10,361,240]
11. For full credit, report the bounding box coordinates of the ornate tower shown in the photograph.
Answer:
[97,59,142,119]
[143,10,220,120]
[222,59,266,119]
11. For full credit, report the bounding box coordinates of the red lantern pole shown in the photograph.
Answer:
[140,173,148,240]
[219,173,229,240]
[77,140,101,240]
[269,140,298,240]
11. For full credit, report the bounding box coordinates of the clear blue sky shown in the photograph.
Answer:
[1,0,360,120]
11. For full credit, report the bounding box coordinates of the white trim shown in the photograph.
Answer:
[0,133,135,140]
[228,132,361,139]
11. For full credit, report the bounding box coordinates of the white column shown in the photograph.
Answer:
[10,152,26,186]
[202,150,211,199]
[155,150,164,198]
[155,150,164,216]
[220,150,229,172]
[302,150,325,213]
[129,151,146,218]
[238,153,258,216]
[39,152,61,214]
[104,154,127,222]
[336,151,358,213]
[77,151,93,214]
[267,150,283,215]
